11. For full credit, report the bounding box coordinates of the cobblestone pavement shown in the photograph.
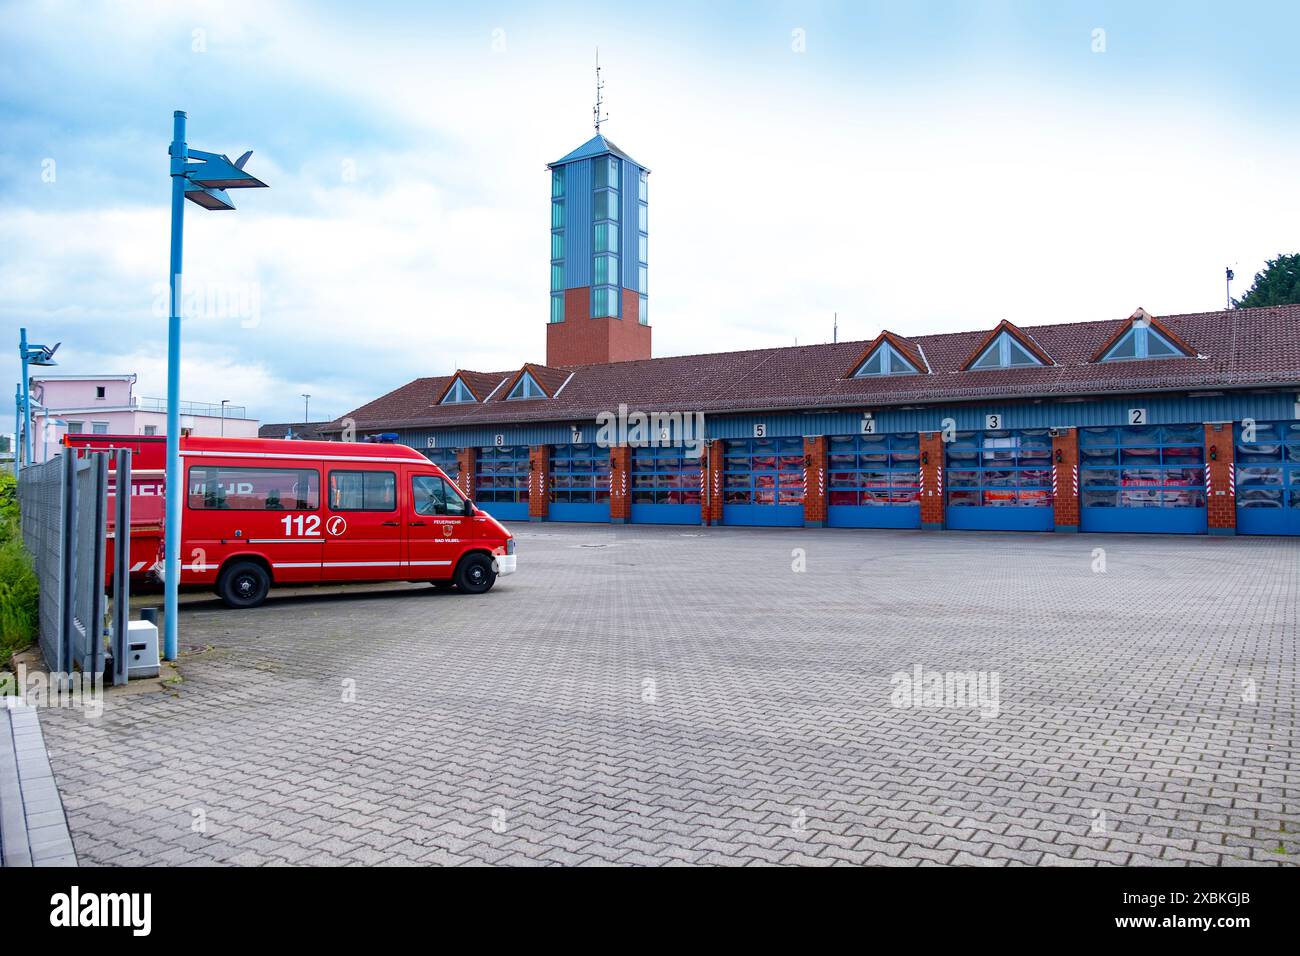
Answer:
[38,525,1300,866]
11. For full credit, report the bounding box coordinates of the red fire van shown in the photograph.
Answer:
[88,435,516,607]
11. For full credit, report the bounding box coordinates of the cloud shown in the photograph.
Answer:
[3,1,1299,424]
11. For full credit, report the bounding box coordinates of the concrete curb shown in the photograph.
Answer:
[0,697,78,867]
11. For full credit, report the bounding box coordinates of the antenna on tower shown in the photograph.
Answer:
[593,48,608,133]
[833,312,838,344]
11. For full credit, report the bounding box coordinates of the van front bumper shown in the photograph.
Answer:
[494,554,517,576]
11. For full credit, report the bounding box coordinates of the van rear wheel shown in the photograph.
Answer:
[218,560,270,609]
[454,554,496,595]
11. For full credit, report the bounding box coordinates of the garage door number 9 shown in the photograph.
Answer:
[280,514,321,537]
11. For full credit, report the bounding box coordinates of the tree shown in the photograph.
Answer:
[1234,253,1300,308]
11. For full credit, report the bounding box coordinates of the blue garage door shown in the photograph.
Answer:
[1236,421,1300,535]
[630,445,703,524]
[826,433,921,529]
[425,446,460,482]
[722,437,804,527]
[946,429,1054,531]
[549,443,611,522]
[1079,424,1206,534]
[475,445,529,521]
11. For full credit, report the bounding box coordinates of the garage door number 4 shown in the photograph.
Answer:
[280,514,321,537]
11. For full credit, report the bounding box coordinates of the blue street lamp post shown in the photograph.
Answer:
[12,386,20,475]
[163,110,267,661]
[17,327,60,469]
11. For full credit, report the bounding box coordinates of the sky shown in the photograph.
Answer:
[2,0,1299,424]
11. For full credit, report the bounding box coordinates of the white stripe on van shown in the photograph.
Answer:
[269,560,452,569]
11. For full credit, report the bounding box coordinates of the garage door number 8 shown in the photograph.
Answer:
[280,514,321,537]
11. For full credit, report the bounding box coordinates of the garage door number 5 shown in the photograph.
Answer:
[280,514,321,537]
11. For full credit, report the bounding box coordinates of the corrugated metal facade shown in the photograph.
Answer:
[559,158,592,289]
[555,151,648,312]
[399,392,1296,449]
[621,159,643,292]
[702,393,1298,438]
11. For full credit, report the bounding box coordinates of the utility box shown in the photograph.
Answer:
[125,620,160,679]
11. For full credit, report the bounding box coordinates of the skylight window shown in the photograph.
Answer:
[440,379,476,405]
[854,341,919,377]
[970,332,1044,369]
[1100,323,1183,362]
[506,372,546,400]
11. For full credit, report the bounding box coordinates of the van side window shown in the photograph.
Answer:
[412,475,467,517]
[329,470,397,511]
[187,466,320,511]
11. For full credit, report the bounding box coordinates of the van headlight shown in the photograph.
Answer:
[505,539,516,555]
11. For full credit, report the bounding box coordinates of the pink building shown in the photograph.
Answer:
[28,374,258,462]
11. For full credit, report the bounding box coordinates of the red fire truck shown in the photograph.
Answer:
[65,435,516,607]
[64,433,166,584]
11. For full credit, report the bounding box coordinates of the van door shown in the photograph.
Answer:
[405,470,471,579]
[184,460,323,585]
[322,466,402,580]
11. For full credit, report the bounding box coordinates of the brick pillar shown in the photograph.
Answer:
[703,439,724,525]
[528,445,550,521]
[919,432,945,529]
[609,445,631,523]
[803,435,827,528]
[1051,428,1080,533]
[1205,422,1237,535]
[455,447,477,498]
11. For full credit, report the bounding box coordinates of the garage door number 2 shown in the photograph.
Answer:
[281,514,321,537]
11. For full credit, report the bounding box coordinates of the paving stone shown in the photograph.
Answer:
[27,525,1300,868]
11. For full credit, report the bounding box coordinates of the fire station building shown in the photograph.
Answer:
[325,132,1300,537]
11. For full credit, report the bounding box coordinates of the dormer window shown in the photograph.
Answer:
[843,331,928,380]
[506,371,547,400]
[1090,309,1195,364]
[1099,323,1184,362]
[969,331,1045,369]
[854,341,919,377]
[440,378,477,405]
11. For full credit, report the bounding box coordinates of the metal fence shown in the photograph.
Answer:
[18,449,131,683]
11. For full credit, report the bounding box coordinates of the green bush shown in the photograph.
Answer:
[0,472,17,524]
[0,476,39,668]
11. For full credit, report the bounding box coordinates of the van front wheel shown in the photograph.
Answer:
[454,554,496,595]
[218,560,271,609]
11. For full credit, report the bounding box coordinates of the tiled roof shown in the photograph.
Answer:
[258,421,333,440]
[326,305,1300,432]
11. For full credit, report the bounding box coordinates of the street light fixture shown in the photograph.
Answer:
[17,327,60,469]
[220,399,230,436]
[163,110,268,663]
